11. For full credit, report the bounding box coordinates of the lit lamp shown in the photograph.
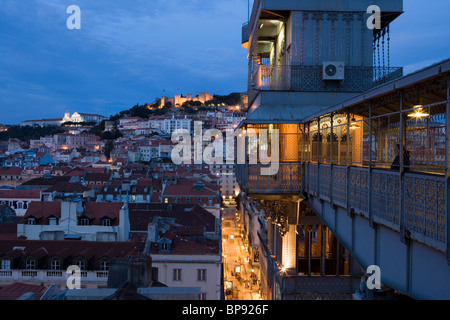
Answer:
[349,117,360,130]
[408,106,429,118]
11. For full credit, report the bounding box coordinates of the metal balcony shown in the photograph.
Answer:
[305,163,447,253]
[251,65,403,93]
[236,162,302,196]
[278,274,361,300]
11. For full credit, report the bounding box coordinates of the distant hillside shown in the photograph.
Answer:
[0,125,65,142]
[109,92,243,121]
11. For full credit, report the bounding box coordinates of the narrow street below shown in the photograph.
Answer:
[222,207,261,300]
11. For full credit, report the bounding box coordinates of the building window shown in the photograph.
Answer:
[27,218,36,225]
[102,218,111,227]
[80,218,90,226]
[173,268,182,282]
[197,269,207,282]
[76,260,86,271]
[26,260,36,270]
[197,198,202,204]
[160,243,169,252]
[49,217,58,226]
[51,260,61,270]
[186,197,191,204]
[100,261,109,271]
[1,260,11,270]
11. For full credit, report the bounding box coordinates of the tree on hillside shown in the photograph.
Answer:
[103,140,115,160]
[0,125,65,142]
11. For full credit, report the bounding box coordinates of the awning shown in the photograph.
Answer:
[240,105,327,127]
[64,234,82,240]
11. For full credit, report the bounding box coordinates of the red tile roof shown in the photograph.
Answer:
[22,202,125,226]
[43,182,90,193]
[0,282,47,300]
[0,167,24,176]
[23,202,61,222]
[128,204,216,232]
[0,189,41,199]
[64,167,106,177]
[162,180,219,197]
[82,202,125,226]
[20,176,71,186]
[0,223,18,240]
[0,239,145,270]
[148,233,219,255]
[84,172,111,181]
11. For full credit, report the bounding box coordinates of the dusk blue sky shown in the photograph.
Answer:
[0,0,449,125]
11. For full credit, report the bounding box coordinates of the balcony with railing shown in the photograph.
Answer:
[237,69,449,254]
[0,270,109,283]
[237,162,302,196]
[278,273,361,300]
[236,130,303,196]
[305,163,447,253]
[251,65,403,93]
[261,242,360,299]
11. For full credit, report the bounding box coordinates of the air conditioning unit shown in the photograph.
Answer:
[322,62,345,80]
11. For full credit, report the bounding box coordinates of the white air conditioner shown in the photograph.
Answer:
[322,62,345,80]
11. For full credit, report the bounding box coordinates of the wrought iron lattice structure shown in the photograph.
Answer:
[252,65,403,93]
[236,64,450,262]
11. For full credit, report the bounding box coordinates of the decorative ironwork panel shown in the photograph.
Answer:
[245,163,302,194]
[404,174,446,251]
[283,163,302,190]
[332,166,347,207]
[436,182,446,244]
[372,170,400,230]
[247,164,258,190]
[308,163,319,196]
[255,65,403,93]
[235,164,247,191]
[319,164,332,201]
[349,167,369,216]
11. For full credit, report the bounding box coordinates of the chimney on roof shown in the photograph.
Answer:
[147,222,157,243]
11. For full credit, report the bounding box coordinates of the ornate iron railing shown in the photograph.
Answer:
[251,65,403,93]
[280,274,361,299]
[348,167,370,216]
[237,162,302,195]
[237,159,447,252]
[404,173,446,250]
[304,163,447,253]
[372,170,401,230]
